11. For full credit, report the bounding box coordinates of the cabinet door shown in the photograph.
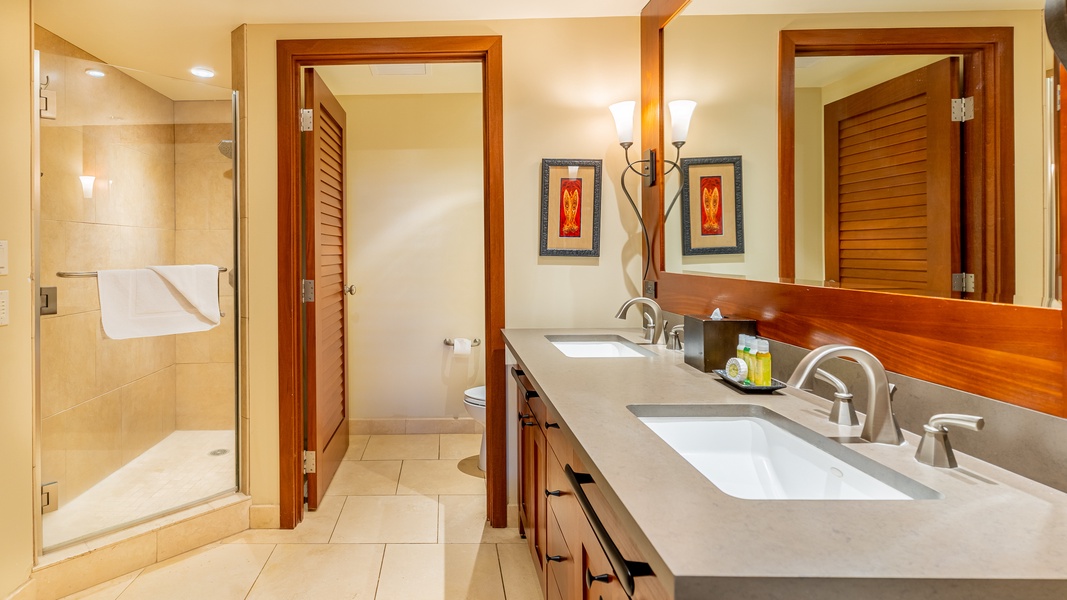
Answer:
[520,408,547,591]
[517,397,533,535]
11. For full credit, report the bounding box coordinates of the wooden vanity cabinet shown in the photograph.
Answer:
[515,366,667,600]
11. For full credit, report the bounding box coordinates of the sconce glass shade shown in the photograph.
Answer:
[668,100,697,144]
[609,101,636,145]
[79,175,95,199]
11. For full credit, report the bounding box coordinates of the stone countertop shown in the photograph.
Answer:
[502,328,1067,600]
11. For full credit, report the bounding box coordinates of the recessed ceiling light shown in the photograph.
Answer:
[190,67,215,78]
[84,68,106,78]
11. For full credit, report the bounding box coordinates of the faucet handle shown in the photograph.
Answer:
[915,413,985,468]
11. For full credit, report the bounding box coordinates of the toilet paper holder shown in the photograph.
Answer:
[444,338,482,347]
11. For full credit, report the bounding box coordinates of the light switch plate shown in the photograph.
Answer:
[0,290,9,326]
[0,240,8,275]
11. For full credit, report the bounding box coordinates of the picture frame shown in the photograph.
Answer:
[680,156,744,255]
[540,158,602,257]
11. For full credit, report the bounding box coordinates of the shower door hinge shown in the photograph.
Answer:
[951,97,974,122]
[303,451,317,474]
[301,279,315,303]
[41,482,58,513]
[952,272,975,293]
[299,109,314,132]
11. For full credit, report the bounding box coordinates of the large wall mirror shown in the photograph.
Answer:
[643,0,1066,417]
[662,3,1059,308]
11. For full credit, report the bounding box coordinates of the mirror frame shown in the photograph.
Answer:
[642,0,1066,417]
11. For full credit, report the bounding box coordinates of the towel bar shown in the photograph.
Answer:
[57,267,228,278]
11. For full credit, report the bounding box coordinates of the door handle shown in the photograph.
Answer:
[343,284,356,295]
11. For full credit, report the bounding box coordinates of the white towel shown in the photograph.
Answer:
[98,265,221,340]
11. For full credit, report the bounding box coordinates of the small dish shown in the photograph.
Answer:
[712,369,786,394]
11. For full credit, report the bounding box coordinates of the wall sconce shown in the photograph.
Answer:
[609,99,697,279]
[79,175,95,199]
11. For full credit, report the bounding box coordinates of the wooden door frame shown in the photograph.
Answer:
[778,27,1015,302]
[277,36,506,528]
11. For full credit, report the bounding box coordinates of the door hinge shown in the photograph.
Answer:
[303,450,317,474]
[951,97,974,122]
[301,279,315,303]
[41,482,58,514]
[952,272,975,293]
[299,108,314,132]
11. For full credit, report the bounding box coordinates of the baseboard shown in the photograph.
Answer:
[4,579,36,600]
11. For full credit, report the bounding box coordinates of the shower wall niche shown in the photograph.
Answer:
[36,26,237,550]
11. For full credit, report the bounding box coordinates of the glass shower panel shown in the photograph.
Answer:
[36,40,239,551]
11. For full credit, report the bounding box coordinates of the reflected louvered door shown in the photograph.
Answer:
[824,57,960,297]
[303,68,349,510]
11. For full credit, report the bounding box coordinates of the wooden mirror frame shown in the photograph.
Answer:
[642,0,1066,417]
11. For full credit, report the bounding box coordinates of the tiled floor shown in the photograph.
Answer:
[44,430,236,549]
[60,433,542,600]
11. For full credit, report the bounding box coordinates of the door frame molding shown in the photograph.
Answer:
[778,27,1015,302]
[277,36,506,528]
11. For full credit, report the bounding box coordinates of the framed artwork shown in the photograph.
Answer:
[680,155,744,255]
[540,158,602,257]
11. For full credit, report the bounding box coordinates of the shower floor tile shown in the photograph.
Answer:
[44,430,236,549]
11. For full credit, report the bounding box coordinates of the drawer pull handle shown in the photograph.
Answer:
[519,413,533,420]
[545,489,561,497]
[521,420,537,428]
[546,554,564,563]
[514,368,525,377]
[525,389,539,400]
[565,464,653,598]
[546,422,560,429]
[585,570,611,587]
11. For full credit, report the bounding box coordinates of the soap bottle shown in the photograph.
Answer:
[747,338,760,385]
[737,335,747,360]
[757,339,772,386]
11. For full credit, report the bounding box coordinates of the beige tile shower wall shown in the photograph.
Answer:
[37,27,179,506]
[174,101,236,430]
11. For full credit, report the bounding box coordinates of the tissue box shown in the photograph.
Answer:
[683,314,758,373]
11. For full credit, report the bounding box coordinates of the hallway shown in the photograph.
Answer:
[59,434,540,600]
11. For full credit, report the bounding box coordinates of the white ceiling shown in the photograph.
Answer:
[33,0,1043,100]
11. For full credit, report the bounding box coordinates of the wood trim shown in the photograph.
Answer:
[277,35,507,528]
[641,0,690,279]
[647,18,1064,415]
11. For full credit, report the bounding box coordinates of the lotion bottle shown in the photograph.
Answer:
[757,339,772,386]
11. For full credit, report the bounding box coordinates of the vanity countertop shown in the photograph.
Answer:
[502,327,1067,600]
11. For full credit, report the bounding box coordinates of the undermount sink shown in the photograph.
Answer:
[630,404,941,501]
[547,334,655,358]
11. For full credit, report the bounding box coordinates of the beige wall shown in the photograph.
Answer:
[0,0,35,596]
[342,92,485,420]
[663,10,1048,305]
[242,17,640,509]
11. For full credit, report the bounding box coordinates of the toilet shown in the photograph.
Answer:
[463,385,487,471]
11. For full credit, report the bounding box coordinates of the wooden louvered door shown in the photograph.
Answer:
[823,57,961,297]
[303,68,350,510]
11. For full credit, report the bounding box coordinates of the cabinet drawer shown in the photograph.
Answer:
[513,367,546,425]
[546,511,575,600]
[546,443,578,546]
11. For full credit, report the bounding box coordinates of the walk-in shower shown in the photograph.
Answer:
[34,26,240,551]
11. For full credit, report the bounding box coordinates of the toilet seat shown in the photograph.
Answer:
[463,385,486,407]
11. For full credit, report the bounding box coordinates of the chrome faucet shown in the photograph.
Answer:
[615,296,664,344]
[786,344,905,445]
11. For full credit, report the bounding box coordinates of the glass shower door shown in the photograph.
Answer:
[36,36,239,551]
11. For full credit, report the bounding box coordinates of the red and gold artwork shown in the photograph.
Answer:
[558,178,582,237]
[700,176,723,236]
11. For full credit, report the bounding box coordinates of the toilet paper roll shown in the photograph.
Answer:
[452,337,472,355]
